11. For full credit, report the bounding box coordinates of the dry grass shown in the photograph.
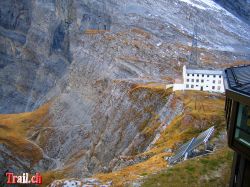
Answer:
[0,90,230,186]
[0,102,65,187]
[121,38,154,50]
[219,60,250,68]
[118,56,150,64]
[95,91,229,186]
[95,153,168,187]
[42,170,66,187]
[150,91,225,154]
[84,29,108,35]
[0,102,51,166]
[127,86,172,154]
[129,82,170,94]
[142,148,233,187]
[141,91,231,187]
[131,28,151,39]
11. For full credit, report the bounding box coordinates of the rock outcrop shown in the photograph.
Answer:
[214,0,250,24]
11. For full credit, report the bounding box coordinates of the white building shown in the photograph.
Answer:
[173,66,225,93]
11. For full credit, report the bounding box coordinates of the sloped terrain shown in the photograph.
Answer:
[0,0,250,186]
[92,91,230,186]
[1,0,250,113]
[215,0,250,24]
[0,102,54,181]
[142,148,233,187]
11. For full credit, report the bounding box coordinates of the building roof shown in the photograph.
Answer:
[186,69,223,75]
[224,65,250,96]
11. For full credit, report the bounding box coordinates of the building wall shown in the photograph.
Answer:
[173,84,184,91]
[184,72,225,93]
[172,66,225,93]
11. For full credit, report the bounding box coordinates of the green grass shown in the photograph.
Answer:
[140,91,232,187]
[95,91,232,187]
[141,148,233,187]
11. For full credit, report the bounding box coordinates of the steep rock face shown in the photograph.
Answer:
[1,0,250,114]
[0,0,32,113]
[0,0,73,113]
[214,0,250,24]
[0,0,31,33]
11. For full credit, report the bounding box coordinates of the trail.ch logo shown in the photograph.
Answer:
[4,172,42,185]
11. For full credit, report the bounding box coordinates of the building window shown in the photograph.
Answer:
[187,74,190,76]
[218,86,221,90]
[213,80,216,84]
[225,98,232,128]
[187,79,189,82]
[186,84,189,88]
[213,75,216,78]
[196,79,199,82]
[197,74,199,77]
[212,86,215,89]
[207,75,209,78]
[202,74,204,77]
[235,104,250,148]
[192,74,194,76]
[192,79,194,82]
[218,80,221,84]
[201,80,204,83]
[219,75,221,78]
[191,85,194,88]
[196,85,198,87]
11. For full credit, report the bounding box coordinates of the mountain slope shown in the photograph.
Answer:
[0,0,250,186]
[48,91,231,186]
[1,0,250,113]
[214,0,250,24]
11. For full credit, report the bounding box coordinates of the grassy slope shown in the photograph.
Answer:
[41,85,174,186]
[96,90,233,186]
[150,91,226,154]
[142,91,233,187]
[0,102,64,187]
[0,89,233,187]
[142,148,233,187]
[0,103,51,167]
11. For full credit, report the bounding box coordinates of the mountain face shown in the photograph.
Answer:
[0,0,250,114]
[0,0,72,113]
[0,0,250,185]
[214,0,250,24]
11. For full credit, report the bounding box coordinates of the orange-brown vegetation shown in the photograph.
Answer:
[121,38,155,50]
[142,147,233,187]
[95,90,229,186]
[129,82,169,94]
[152,91,225,153]
[0,102,51,166]
[0,89,230,187]
[220,60,250,68]
[131,28,151,39]
[84,29,108,35]
[96,152,169,187]
[118,56,150,64]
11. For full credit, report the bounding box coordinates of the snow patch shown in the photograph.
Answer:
[179,0,206,10]
[179,0,244,19]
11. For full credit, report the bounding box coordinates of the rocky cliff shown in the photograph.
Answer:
[0,0,73,113]
[0,0,250,186]
[1,0,250,114]
[214,0,250,24]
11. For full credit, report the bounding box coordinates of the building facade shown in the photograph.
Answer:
[224,65,250,187]
[173,66,225,93]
